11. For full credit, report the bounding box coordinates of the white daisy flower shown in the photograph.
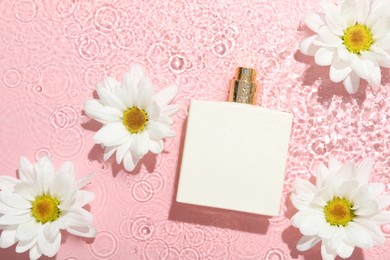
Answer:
[290,158,390,260]
[0,156,96,260]
[300,0,390,94]
[84,64,179,171]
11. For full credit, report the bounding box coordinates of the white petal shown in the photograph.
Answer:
[75,190,95,208]
[161,104,180,118]
[123,151,138,171]
[340,0,360,27]
[329,57,352,82]
[370,17,390,39]
[337,161,355,182]
[159,114,174,125]
[351,58,374,80]
[336,241,355,259]
[343,70,360,94]
[324,13,345,36]
[328,158,342,173]
[318,224,337,239]
[376,194,390,209]
[18,157,34,182]
[337,180,359,199]
[61,208,93,226]
[0,201,29,215]
[40,229,61,257]
[149,140,164,154]
[296,235,321,251]
[374,33,390,50]
[135,77,153,109]
[366,183,385,199]
[357,0,371,23]
[337,45,355,62]
[371,210,390,224]
[84,100,122,124]
[116,137,132,164]
[356,158,373,184]
[294,179,316,196]
[76,173,93,190]
[354,219,385,246]
[147,101,160,121]
[355,200,379,216]
[300,35,321,56]
[43,222,60,243]
[16,219,40,241]
[311,187,334,206]
[367,65,381,87]
[291,209,315,227]
[321,243,337,260]
[317,26,343,46]
[13,182,37,201]
[103,145,118,161]
[316,163,329,188]
[132,132,150,156]
[34,156,55,194]
[303,13,324,33]
[320,0,338,15]
[154,85,178,106]
[60,189,77,207]
[50,166,73,199]
[147,121,171,140]
[0,228,16,248]
[0,176,18,191]
[94,122,130,146]
[366,1,390,28]
[315,47,334,66]
[0,192,31,209]
[96,84,126,111]
[16,238,37,253]
[102,76,120,91]
[67,225,96,238]
[345,221,374,248]
[29,245,43,260]
[0,213,30,225]
[299,215,325,236]
[121,67,143,107]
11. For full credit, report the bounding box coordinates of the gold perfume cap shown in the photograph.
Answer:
[228,67,258,104]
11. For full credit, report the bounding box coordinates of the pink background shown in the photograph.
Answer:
[1,0,390,259]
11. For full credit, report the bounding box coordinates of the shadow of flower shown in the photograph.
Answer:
[294,50,367,107]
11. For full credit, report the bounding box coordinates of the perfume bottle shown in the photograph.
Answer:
[176,67,293,216]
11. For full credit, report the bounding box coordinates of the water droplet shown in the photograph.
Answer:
[34,147,52,161]
[12,0,38,23]
[94,6,118,33]
[34,85,43,93]
[169,55,185,73]
[141,226,150,235]
[2,68,22,88]
[78,38,100,61]
[49,105,79,129]
[212,42,227,57]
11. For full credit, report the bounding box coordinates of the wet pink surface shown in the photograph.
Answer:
[1,0,390,259]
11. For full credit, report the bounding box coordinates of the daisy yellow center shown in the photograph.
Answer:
[31,194,60,224]
[122,107,148,134]
[324,197,355,226]
[342,24,373,54]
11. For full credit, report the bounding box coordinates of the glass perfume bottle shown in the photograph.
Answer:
[176,67,293,216]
